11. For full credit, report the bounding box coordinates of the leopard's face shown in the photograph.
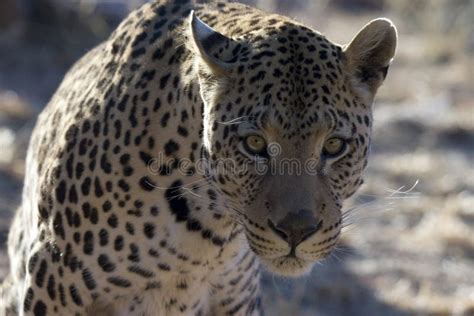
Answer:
[191,12,396,276]
[200,51,371,276]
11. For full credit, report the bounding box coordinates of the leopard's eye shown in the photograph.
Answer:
[243,135,268,157]
[322,137,346,158]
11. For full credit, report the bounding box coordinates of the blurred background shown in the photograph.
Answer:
[0,0,472,315]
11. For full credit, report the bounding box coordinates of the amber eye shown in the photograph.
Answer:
[243,135,268,157]
[323,137,346,158]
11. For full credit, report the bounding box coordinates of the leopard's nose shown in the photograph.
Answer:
[268,209,322,248]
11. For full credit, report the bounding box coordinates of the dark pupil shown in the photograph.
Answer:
[325,139,343,156]
[253,141,263,152]
[246,137,267,157]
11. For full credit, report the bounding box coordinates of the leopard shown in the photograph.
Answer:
[0,0,397,315]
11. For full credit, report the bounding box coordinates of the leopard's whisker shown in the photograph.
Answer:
[215,115,256,125]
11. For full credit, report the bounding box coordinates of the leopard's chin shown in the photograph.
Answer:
[259,255,314,277]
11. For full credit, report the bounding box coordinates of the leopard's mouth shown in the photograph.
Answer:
[259,255,314,277]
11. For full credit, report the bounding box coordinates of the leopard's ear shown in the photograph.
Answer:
[189,10,232,77]
[344,18,397,95]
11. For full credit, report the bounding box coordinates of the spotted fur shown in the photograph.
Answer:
[0,0,396,315]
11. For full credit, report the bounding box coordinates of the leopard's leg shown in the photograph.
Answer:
[210,249,263,316]
[17,241,90,316]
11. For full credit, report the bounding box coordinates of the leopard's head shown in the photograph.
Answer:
[189,10,397,276]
